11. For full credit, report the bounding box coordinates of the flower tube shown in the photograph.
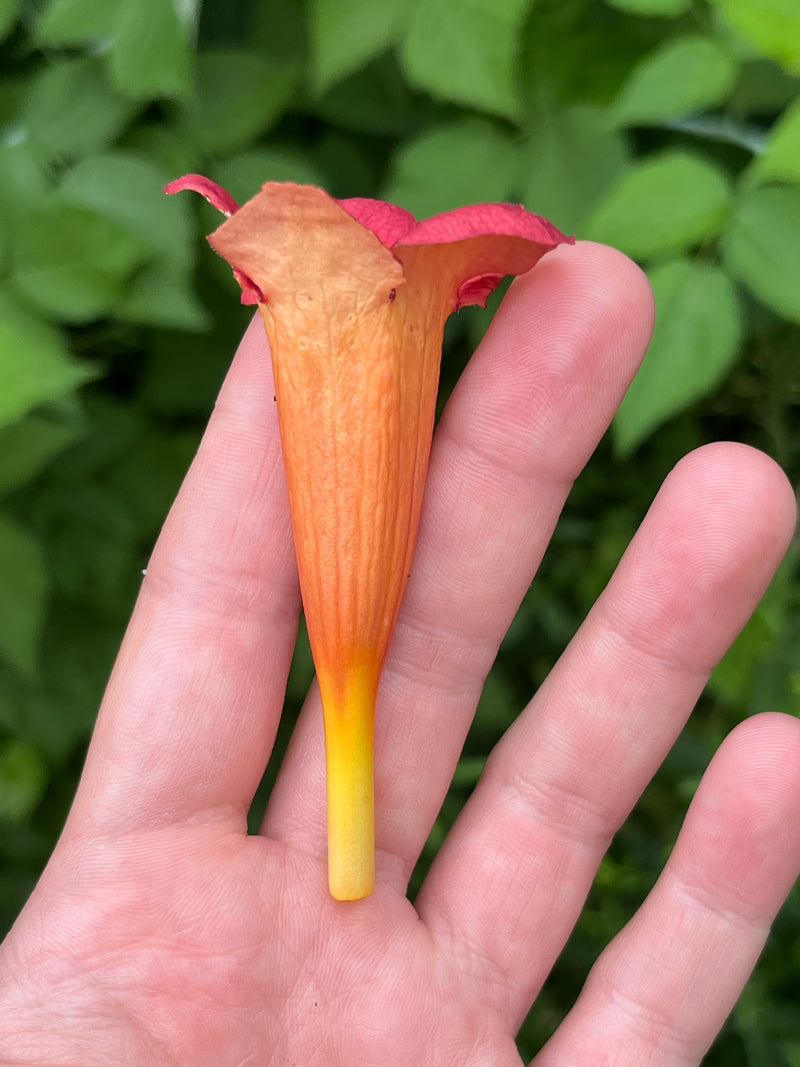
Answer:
[165,177,573,900]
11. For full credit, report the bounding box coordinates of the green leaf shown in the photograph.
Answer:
[0,740,48,822]
[709,0,800,73]
[56,153,205,328]
[603,0,691,13]
[0,514,47,677]
[117,262,209,332]
[521,104,630,232]
[140,334,225,417]
[140,334,227,417]
[0,413,83,497]
[40,479,140,619]
[251,0,307,63]
[12,204,151,323]
[382,118,520,218]
[722,184,800,324]
[35,0,121,44]
[0,69,24,134]
[0,0,19,43]
[729,58,800,115]
[451,755,487,789]
[710,553,795,714]
[399,0,533,121]
[109,0,192,100]
[57,152,193,268]
[21,57,137,160]
[311,0,405,93]
[520,17,645,116]
[0,209,8,275]
[110,427,198,533]
[0,143,50,214]
[117,121,197,182]
[312,55,437,139]
[748,95,800,184]
[178,50,301,155]
[614,259,743,456]
[0,191,13,255]
[612,36,739,127]
[0,308,94,429]
[584,151,732,259]
[212,149,327,204]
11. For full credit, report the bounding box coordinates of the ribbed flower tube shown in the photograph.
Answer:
[165,178,572,899]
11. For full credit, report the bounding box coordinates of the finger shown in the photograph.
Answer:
[416,443,796,1027]
[533,712,800,1066]
[68,315,301,833]
[262,242,655,886]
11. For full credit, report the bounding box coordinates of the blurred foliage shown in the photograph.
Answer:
[1,0,799,1060]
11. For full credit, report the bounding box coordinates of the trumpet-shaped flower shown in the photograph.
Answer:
[165,176,573,900]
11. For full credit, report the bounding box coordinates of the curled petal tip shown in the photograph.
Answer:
[455,272,504,310]
[233,268,266,305]
[164,174,240,218]
[164,176,264,302]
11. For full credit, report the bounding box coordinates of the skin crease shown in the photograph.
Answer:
[1,241,799,1066]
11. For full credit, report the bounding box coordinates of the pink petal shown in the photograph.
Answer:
[454,272,505,309]
[337,197,417,248]
[393,201,574,310]
[232,268,265,305]
[401,201,569,248]
[164,174,240,218]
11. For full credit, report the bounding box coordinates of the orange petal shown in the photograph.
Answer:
[211,185,433,898]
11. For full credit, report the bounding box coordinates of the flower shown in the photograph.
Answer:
[165,176,573,900]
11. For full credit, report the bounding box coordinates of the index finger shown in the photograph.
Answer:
[66,315,301,835]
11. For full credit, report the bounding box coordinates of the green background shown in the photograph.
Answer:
[1,0,800,1061]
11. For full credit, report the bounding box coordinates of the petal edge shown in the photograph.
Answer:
[401,201,572,248]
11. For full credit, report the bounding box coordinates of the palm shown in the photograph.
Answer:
[30,828,470,1066]
[3,243,800,1067]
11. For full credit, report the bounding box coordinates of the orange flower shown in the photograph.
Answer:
[166,177,572,900]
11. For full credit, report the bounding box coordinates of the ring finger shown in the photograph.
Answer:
[416,443,796,1029]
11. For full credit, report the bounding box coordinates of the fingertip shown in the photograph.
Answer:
[455,241,657,486]
[677,711,800,918]
[667,442,797,561]
[540,239,655,340]
[505,238,655,350]
[716,711,800,812]
[600,443,793,678]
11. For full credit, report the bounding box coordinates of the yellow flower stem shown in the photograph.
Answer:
[322,671,376,901]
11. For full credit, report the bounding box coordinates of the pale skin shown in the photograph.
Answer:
[1,242,799,1067]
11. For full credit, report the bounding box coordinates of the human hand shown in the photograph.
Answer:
[1,242,798,1067]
